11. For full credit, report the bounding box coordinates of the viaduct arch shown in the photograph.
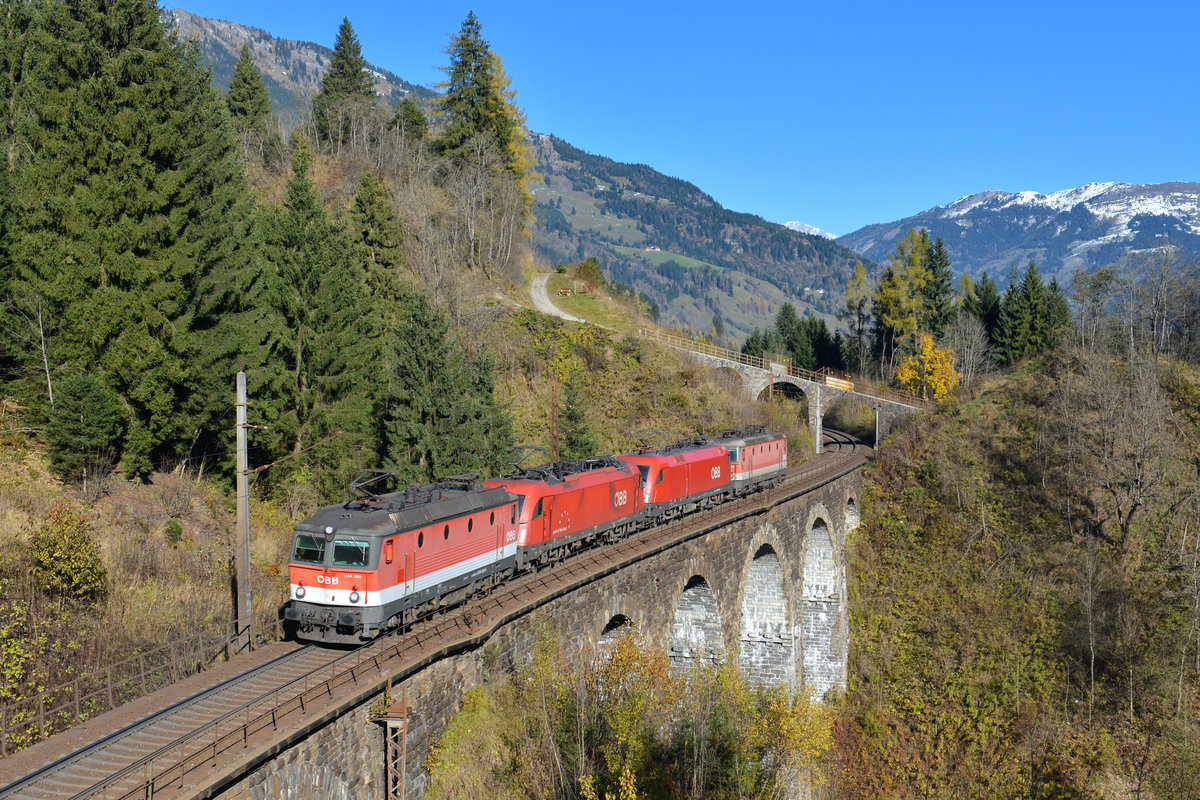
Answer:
[216,469,862,800]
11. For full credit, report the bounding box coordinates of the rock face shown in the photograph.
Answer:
[838,181,1200,281]
[215,468,860,799]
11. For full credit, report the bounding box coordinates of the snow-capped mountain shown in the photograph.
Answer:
[785,221,836,240]
[838,182,1200,280]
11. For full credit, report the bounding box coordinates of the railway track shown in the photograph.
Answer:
[0,431,867,800]
[0,646,340,800]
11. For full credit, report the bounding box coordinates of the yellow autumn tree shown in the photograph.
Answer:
[895,333,961,402]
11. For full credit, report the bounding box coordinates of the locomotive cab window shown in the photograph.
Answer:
[332,539,370,567]
[729,449,740,463]
[636,465,649,487]
[292,534,325,564]
[532,498,544,519]
[655,471,665,485]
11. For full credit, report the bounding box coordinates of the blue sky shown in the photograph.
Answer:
[175,1,1199,236]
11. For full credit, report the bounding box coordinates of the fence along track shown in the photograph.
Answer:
[9,433,867,800]
[0,612,285,760]
[0,645,337,800]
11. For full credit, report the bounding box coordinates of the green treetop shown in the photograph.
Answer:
[922,236,955,339]
[393,96,429,142]
[872,228,931,368]
[964,271,1001,342]
[226,43,272,138]
[435,11,528,179]
[843,260,871,372]
[350,172,405,301]
[313,17,376,142]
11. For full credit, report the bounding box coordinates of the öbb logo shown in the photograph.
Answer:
[317,574,339,585]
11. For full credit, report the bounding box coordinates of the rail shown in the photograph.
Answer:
[638,328,927,408]
[70,435,867,800]
[0,612,282,759]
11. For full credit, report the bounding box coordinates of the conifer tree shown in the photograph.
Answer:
[435,11,528,180]
[922,237,955,339]
[226,43,272,145]
[312,17,376,144]
[44,373,124,484]
[842,260,871,373]
[964,271,1001,343]
[261,135,381,496]
[380,291,511,483]
[558,365,599,459]
[393,96,429,142]
[871,228,930,372]
[2,0,261,476]
[350,172,404,298]
[774,303,813,369]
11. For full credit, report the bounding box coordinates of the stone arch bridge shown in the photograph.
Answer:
[638,328,925,452]
[213,460,864,800]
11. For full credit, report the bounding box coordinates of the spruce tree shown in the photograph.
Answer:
[965,271,1002,343]
[435,12,528,179]
[261,135,381,496]
[922,237,955,339]
[226,43,272,144]
[393,96,428,142]
[312,17,376,144]
[350,172,404,299]
[380,291,511,483]
[44,372,124,484]
[558,365,599,459]
[3,0,261,476]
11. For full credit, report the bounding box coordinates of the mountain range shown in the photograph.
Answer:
[168,9,1198,334]
[165,9,867,340]
[837,181,1200,282]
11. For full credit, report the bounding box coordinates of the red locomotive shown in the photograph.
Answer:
[285,428,787,644]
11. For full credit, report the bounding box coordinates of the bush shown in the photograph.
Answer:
[29,505,106,607]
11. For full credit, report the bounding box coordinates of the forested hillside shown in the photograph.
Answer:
[839,262,1200,797]
[530,134,870,339]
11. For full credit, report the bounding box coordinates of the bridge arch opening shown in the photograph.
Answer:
[596,614,635,662]
[846,497,860,531]
[757,381,807,405]
[671,575,722,666]
[740,544,791,685]
[801,519,843,700]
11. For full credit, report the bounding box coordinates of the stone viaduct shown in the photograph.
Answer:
[215,467,862,800]
[638,328,923,453]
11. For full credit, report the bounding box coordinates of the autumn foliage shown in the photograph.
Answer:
[425,625,833,800]
[894,333,961,402]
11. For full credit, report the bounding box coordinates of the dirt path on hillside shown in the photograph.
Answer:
[530,273,584,323]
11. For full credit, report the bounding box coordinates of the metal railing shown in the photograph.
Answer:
[638,328,927,408]
[0,613,282,759]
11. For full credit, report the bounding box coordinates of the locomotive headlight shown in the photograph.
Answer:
[349,590,361,604]
[295,582,306,599]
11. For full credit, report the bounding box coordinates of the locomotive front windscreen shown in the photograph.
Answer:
[292,534,325,564]
[332,539,370,567]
